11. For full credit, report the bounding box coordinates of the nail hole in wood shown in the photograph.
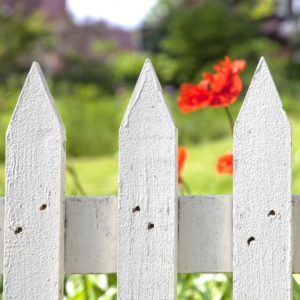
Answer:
[132,206,140,213]
[148,223,154,230]
[40,204,47,211]
[267,210,275,217]
[14,227,23,234]
[247,236,255,245]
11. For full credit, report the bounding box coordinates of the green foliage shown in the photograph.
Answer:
[0,7,49,82]
[248,0,275,19]
[236,0,276,19]
[58,98,124,157]
[52,39,149,92]
[65,275,117,300]
[52,51,116,92]
[178,274,232,299]
[142,0,284,86]
[228,38,279,63]
[0,7,147,93]
[1,64,300,160]
[143,0,261,84]
[112,51,149,85]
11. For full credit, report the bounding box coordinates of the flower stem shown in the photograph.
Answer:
[67,163,86,195]
[181,178,191,194]
[224,106,234,137]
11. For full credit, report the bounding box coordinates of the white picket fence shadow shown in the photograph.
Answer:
[1,57,297,299]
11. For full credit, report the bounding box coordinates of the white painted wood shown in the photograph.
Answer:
[63,194,300,274]
[0,194,299,273]
[4,62,66,299]
[178,195,232,273]
[65,195,231,274]
[65,196,117,274]
[233,57,292,299]
[118,59,178,299]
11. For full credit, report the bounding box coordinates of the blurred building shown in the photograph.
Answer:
[0,0,67,19]
[0,0,139,75]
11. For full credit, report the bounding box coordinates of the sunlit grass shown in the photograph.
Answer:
[62,115,300,197]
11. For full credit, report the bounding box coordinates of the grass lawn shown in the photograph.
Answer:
[0,112,296,196]
[63,114,300,197]
[0,119,299,197]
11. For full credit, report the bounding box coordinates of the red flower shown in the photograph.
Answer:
[216,151,233,175]
[177,56,246,112]
[213,56,246,74]
[203,56,246,107]
[178,147,188,183]
[177,83,212,112]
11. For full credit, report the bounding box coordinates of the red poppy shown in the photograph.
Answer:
[178,147,188,183]
[177,83,212,113]
[202,56,246,107]
[216,151,233,175]
[213,56,246,74]
[177,56,246,112]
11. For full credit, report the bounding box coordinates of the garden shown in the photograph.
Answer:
[2,0,300,298]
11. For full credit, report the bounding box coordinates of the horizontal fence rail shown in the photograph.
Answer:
[0,195,300,274]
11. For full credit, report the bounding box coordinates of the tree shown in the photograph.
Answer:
[141,0,279,85]
[0,5,50,82]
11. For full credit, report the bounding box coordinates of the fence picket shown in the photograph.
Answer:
[233,57,292,299]
[118,59,178,299]
[4,63,66,299]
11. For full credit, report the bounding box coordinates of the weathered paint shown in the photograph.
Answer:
[4,63,66,299]
[233,58,292,299]
[118,59,178,299]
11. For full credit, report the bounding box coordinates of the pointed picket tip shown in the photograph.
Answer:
[235,57,289,129]
[120,58,175,129]
[7,62,65,136]
[253,56,277,90]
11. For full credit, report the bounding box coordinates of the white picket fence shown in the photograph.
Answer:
[1,57,297,299]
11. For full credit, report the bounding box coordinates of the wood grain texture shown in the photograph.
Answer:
[118,59,178,299]
[0,195,299,273]
[233,57,292,299]
[4,63,66,299]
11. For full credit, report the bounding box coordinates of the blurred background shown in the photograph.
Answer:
[2,0,300,299]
